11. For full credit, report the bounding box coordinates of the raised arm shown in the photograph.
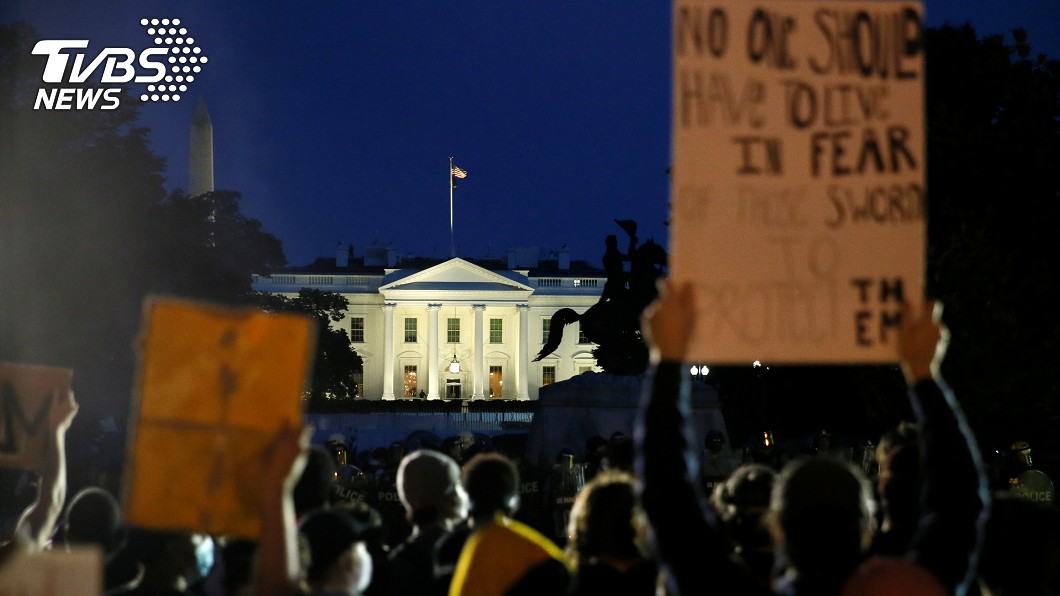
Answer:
[897,301,989,595]
[18,386,78,551]
[252,424,311,595]
[635,279,766,596]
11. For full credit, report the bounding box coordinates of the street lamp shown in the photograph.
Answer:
[448,354,460,374]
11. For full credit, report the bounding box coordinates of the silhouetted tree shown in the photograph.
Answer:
[0,21,167,430]
[924,24,1060,453]
[0,22,294,463]
[148,189,287,302]
[250,288,363,411]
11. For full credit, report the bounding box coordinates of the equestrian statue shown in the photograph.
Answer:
[533,219,668,376]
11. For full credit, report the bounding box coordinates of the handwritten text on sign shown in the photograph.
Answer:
[0,363,74,471]
[670,0,925,363]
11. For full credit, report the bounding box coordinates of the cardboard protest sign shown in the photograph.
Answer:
[671,0,926,363]
[0,362,74,471]
[124,296,316,539]
[0,546,102,596]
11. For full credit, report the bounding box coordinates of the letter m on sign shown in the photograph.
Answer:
[0,363,73,471]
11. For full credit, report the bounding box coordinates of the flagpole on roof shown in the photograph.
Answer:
[449,156,455,258]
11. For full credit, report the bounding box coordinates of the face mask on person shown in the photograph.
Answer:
[349,541,373,594]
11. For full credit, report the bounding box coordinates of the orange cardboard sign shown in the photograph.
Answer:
[124,296,316,539]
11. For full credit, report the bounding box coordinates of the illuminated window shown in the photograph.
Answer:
[403,365,418,398]
[489,365,503,397]
[542,318,550,345]
[573,279,581,287]
[404,318,417,343]
[350,317,364,343]
[542,366,556,386]
[351,369,364,398]
[447,318,460,343]
[489,318,503,343]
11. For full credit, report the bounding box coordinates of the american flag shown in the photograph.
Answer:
[451,165,468,178]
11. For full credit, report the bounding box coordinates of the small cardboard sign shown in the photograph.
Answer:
[0,546,102,596]
[123,296,316,539]
[0,362,74,471]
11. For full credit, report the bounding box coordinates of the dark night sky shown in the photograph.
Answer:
[3,1,1058,268]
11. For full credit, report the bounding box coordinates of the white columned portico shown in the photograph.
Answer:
[516,303,530,400]
[381,303,396,400]
[472,304,486,399]
[427,304,441,399]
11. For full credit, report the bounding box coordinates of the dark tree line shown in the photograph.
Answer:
[0,22,360,460]
[716,24,1060,460]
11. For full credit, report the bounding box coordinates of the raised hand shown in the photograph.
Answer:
[641,279,696,364]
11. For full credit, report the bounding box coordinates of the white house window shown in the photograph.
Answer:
[447,318,460,343]
[350,317,365,343]
[542,318,550,345]
[542,365,556,386]
[577,322,590,344]
[489,318,503,343]
[351,369,364,398]
[489,365,503,397]
[404,318,418,343]
[403,365,418,397]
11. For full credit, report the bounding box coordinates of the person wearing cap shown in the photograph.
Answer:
[384,449,468,596]
[636,280,988,596]
[299,508,375,596]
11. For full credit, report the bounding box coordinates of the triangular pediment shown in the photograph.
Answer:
[379,258,532,294]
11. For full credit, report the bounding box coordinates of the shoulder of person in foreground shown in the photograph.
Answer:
[449,514,569,596]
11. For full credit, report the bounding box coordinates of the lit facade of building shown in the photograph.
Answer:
[252,244,605,400]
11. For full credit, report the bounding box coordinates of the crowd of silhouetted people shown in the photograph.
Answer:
[3,284,1060,595]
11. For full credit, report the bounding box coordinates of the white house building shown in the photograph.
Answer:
[252,243,606,401]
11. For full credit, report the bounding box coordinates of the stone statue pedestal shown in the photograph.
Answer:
[524,371,728,467]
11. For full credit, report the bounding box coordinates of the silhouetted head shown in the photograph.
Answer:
[770,456,876,577]
[463,452,520,519]
[294,445,338,519]
[566,470,647,567]
[299,508,374,593]
[396,449,467,527]
[705,430,727,455]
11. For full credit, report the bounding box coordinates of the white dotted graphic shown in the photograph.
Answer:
[138,18,207,103]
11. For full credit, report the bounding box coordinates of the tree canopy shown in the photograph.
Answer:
[0,23,292,437]
[250,288,363,411]
[924,24,1060,453]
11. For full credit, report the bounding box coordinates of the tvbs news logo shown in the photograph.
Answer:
[31,18,208,110]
